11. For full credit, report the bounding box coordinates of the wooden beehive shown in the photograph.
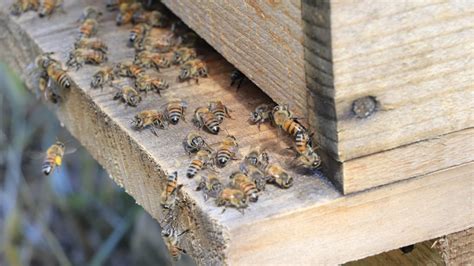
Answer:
[0,0,472,264]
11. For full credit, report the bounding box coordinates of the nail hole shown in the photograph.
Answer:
[352,96,377,119]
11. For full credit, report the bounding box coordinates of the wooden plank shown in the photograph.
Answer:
[434,228,474,265]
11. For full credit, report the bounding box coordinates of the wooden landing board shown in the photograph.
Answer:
[1,1,473,264]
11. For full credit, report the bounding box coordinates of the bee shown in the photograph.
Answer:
[196,174,223,201]
[134,51,171,70]
[164,100,187,125]
[131,110,168,136]
[249,103,274,130]
[90,66,115,89]
[282,118,306,137]
[230,69,246,89]
[116,2,142,26]
[230,171,259,202]
[240,162,268,191]
[78,6,102,23]
[215,135,239,168]
[29,53,70,100]
[208,100,232,122]
[161,226,189,261]
[172,47,197,65]
[10,0,39,16]
[141,32,178,53]
[294,149,322,170]
[113,85,141,107]
[132,10,169,27]
[183,132,212,155]
[79,18,99,38]
[113,62,144,78]
[192,107,220,134]
[243,149,268,168]
[45,59,72,91]
[106,0,134,11]
[74,38,108,53]
[67,49,107,70]
[135,74,169,96]
[271,104,293,127]
[216,188,248,214]
[264,163,293,189]
[179,59,208,84]
[42,141,65,175]
[160,171,182,209]
[129,23,149,47]
[294,131,313,154]
[186,149,214,178]
[38,0,63,18]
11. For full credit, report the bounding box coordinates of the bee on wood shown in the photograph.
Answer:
[78,6,102,23]
[172,47,197,65]
[10,0,39,16]
[293,148,321,170]
[106,0,135,11]
[186,149,214,178]
[196,174,223,201]
[43,59,72,91]
[74,38,108,54]
[271,104,293,127]
[230,171,259,202]
[38,0,63,18]
[79,18,100,38]
[135,74,169,96]
[183,132,212,156]
[164,100,187,125]
[42,141,65,175]
[264,163,293,189]
[208,100,232,123]
[230,69,246,89]
[129,23,149,48]
[160,171,182,209]
[113,62,145,78]
[141,32,178,53]
[90,66,115,89]
[30,53,72,101]
[116,2,142,26]
[131,110,168,136]
[161,226,189,261]
[132,10,169,27]
[215,134,239,168]
[178,59,208,84]
[249,103,274,130]
[113,85,141,107]
[67,49,107,70]
[281,118,306,138]
[216,188,248,214]
[240,162,268,191]
[134,51,171,70]
[192,107,220,134]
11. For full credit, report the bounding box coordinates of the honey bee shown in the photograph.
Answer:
[240,162,268,191]
[178,59,208,84]
[230,171,259,202]
[282,118,306,137]
[208,100,232,122]
[172,47,197,65]
[216,188,248,214]
[182,132,212,155]
[113,62,144,78]
[196,174,223,201]
[30,53,68,100]
[243,149,269,168]
[293,148,321,170]
[78,6,102,23]
[132,10,169,27]
[192,107,220,134]
[74,38,108,53]
[294,131,312,154]
[38,0,63,18]
[134,51,171,70]
[131,110,168,136]
[42,141,65,175]
[44,59,72,91]
[10,0,39,16]
[116,2,142,26]
[230,69,246,89]
[271,104,293,127]
[264,163,293,189]
[90,66,115,89]
[186,149,214,178]
[135,74,169,96]
[129,23,149,47]
[106,0,134,11]
[67,49,107,70]
[215,135,239,168]
[161,226,189,261]
[249,103,274,130]
[113,85,141,107]
[164,100,187,125]
[141,32,178,53]
[79,18,99,38]
[160,171,182,209]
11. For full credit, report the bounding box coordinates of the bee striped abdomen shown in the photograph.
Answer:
[167,105,183,125]
[187,159,203,178]
[203,113,219,134]
[283,119,305,136]
[42,156,55,175]
[216,149,232,166]
[295,131,310,154]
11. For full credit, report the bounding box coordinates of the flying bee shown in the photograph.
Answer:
[10,0,39,16]
[271,104,293,127]
[129,23,149,47]
[79,18,99,38]
[160,171,182,209]
[132,10,169,27]
[164,100,187,125]
[78,6,102,23]
[41,141,75,175]
[192,107,220,134]
[208,100,232,122]
[67,49,107,70]
[74,38,108,53]
[172,47,197,65]
[249,103,274,130]
[131,110,168,136]
[134,51,171,70]
[178,59,208,84]
[116,2,142,26]
[186,149,214,178]
[90,66,115,89]
[113,62,144,78]
[215,135,239,168]
[216,188,248,214]
[264,163,293,189]
[230,171,259,202]
[38,0,63,18]
[196,174,223,201]
[230,69,246,89]
[293,149,321,170]
[183,132,212,155]
[135,74,169,96]
[113,85,141,107]
[161,226,189,261]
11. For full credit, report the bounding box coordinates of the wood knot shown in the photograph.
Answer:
[352,96,377,118]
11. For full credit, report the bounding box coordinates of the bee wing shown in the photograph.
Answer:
[63,146,77,155]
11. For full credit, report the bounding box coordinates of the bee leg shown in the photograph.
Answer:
[237,78,244,89]
[221,207,227,214]
[150,127,158,137]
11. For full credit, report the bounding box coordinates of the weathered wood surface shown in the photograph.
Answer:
[1,1,473,264]
[434,228,474,265]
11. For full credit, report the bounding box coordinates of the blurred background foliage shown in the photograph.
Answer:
[0,63,194,265]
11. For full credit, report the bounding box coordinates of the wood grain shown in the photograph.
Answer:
[434,228,474,265]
